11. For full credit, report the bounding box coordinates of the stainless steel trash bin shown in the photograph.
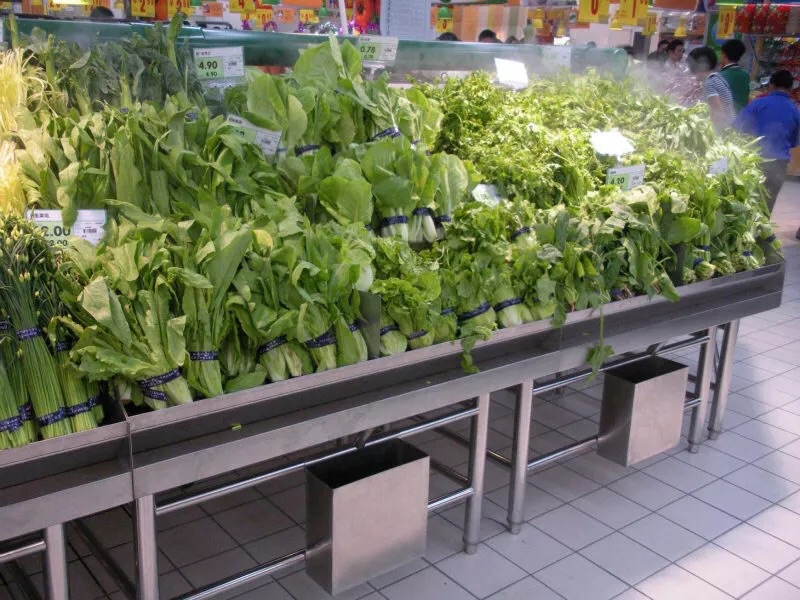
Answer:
[305,439,430,595]
[598,356,689,467]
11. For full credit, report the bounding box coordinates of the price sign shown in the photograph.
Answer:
[472,184,502,206]
[193,47,245,80]
[203,1,224,17]
[27,210,106,248]
[577,0,609,23]
[540,46,572,73]
[616,0,642,26]
[274,7,294,23]
[643,11,657,35]
[358,35,399,67]
[132,0,155,18]
[299,8,318,22]
[227,115,282,157]
[495,58,529,89]
[718,6,736,39]
[435,17,453,33]
[708,157,729,176]
[229,0,254,13]
[255,6,273,26]
[606,165,645,190]
[167,0,189,18]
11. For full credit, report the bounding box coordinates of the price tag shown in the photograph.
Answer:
[132,0,155,18]
[358,35,399,67]
[643,11,658,36]
[718,6,736,39]
[577,0,610,23]
[435,17,453,33]
[472,183,502,206]
[167,0,189,18]
[203,2,224,17]
[27,210,106,248]
[708,157,728,176]
[228,0,254,13]
[299,8,318,22]
[274,7,294,23]
[227,115,282,157]
[495,58,529,89]
[540,46,572,73]
[193,47,245,80]
[607,165,645,190]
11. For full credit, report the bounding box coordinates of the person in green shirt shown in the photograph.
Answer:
[719,40,751,113]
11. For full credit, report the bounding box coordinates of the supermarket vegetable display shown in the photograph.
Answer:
[0,19,781,450]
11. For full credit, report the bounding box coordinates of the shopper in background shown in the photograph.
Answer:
[437,32,459,42]
[665,40,685,70]
[90,6,114,18]
[719,39,751,113]
[734,70,800,225]
[687,46,736,130]
[662,39,701,106]
[647,39,670,65]
[478,29,500,43]
[506,36,519,44]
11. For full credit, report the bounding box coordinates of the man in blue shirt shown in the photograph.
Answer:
[734,70,800,229]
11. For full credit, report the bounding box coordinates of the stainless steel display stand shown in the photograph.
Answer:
[0,260,784,599]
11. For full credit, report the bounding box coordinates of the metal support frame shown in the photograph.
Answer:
[507,381,533,534]
[689,326,718,453]
[43,525,68,600]
[708,320,741,440]
[135,496,158,600]
[464,394,490,554]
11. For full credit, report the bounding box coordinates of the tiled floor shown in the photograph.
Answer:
[2,183,799,600]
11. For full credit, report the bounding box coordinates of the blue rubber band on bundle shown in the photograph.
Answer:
[138,369,181,390]
[65,402,92,417]
[510,226,531,241]
[87,395,100,408]
[295,144,320,156]
[765,235,777,243]
[440,307,455,316]
[0,415,22,433]
[412,207,432,216]
[610,289,624,300]
[411,139,422,146]
[119,107,130,115]
[257,336,287,356]
[742,250,753,257]
[406,329,428,341]
[380,325,399,336]
[494,298,523,313]
[697,245,711,252]
[457,302,491,323]
[380,215,408,227]
[16,327,42,341]
[19,402,34,421]
[693,258,704,267]
[0,320,10,331]
[54,341,71,353]
[142,388,168,402]
[189,351,220,361]
[348,322,361,332]
[304,330,336,349]
[364,224,373,231]
[370,127,401,141]
[37,408,67,427]
[434,214,451,225]
[185,111,199,122]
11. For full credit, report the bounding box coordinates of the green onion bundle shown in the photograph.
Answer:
[0,355,29,450]
[0,320,36,441]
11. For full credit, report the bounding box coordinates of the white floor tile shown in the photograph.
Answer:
[758,409,800,436]
[440,495,509,542]
[725,464,800,502]
[780,489,800,514]
[278,571,374,600]
[692,480,773,520]
[678,544,770,597]
[213,499,294,545]
[528,465,602,502]
[739,380,799,407]
[570,489,650,529]
[486,483,564,522]
[233,581,293,600]
[381,567,472,600]
[643,457,716,493]
[706,432,775,462]
[531,505,613,551]
[244,525,306,570]
[269,485,306,524]
[715,523,800,573]
[485,524,571,574]
[486,576,564,600]
[672,446,746,477]
[424,516,465,564]
[200,488,262,515]
[741,577,800,600]
[368,558,429,590]
[658,496,740,540]
[581,533,668,586]
[159,571,193,598]
[557,419,598,441]
[732,420,798,449]
[437,545,527,598]
[158,517,238,568]
[180,548,257,589]
[535,554,627,600]
[636,564,733,600]
[754,451,800,485]
[779,558,800,587]
[613,589,650,600]
[621,514,705,561]
[562,452,636,485]
[726,393,774,418]
[609,472,684,511]
[749,505,800,547]
[552,392,600,418]
[532,403,584,429]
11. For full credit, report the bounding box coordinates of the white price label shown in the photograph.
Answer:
[606,164,645,191]
[472,183,502,206]
[227,115,282,157]
[494,58,529,89]
[357,35,399,66]
[27,209,107,247]
[193,46,245,80]
[708,157,728,176]
[540,46,572,73]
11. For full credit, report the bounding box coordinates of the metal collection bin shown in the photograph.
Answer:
[305,439,430,595]
[598,356,689,467]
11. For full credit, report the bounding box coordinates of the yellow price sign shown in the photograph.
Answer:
[643,11,657,35]
[615,0,643,26]
[167,0,190,17]
[255,6,272,26]
[229,0,254,13]
[131,0,154,16]
[718,5,736,39]
[577,0,609,23]
[299,8,318,22]
[435,17,453,33]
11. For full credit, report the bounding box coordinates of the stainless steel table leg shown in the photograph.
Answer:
[708,320,740,440]
[688,325,717,454]
[135,496,159,600]
[44,524,68,600]
[463,393,490,554]
[507,381,533,534]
